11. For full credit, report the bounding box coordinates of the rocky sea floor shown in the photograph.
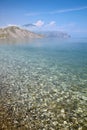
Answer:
[0,44,87,130]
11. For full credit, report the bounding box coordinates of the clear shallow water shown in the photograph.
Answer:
[0,38,87,129]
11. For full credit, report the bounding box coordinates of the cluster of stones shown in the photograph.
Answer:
[0,78,87,130]
[0,46,87,130]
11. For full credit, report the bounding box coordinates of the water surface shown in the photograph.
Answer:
[0,38,87,129]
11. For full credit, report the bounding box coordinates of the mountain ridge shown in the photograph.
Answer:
[0,26,70,43]
[0,26,42,43]
[37,31,71,38]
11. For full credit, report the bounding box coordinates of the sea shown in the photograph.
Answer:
[0,38,87,129]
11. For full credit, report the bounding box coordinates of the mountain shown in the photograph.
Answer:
[38,31,70,38]
[0,26,42,43]
[22,24,36,27]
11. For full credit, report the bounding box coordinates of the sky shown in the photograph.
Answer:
[0,0,87,37]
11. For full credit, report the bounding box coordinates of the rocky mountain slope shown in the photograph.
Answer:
[0,26,42,43]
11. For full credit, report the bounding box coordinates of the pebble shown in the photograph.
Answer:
[52,121,58,126]
[78,127,82,130]
[0,55,87,130]
[64,121,67,125]
[61,108,65,113]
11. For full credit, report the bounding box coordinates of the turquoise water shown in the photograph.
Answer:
[0,38,87,129]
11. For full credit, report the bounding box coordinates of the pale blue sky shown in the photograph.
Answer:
[0,0,87,36]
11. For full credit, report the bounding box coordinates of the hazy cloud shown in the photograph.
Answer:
[8,24,20,27]
[48,21,56,26]
[56,23,76,32]
[49,6,87,14]
[34,20,44,27]
[25,6,87,17]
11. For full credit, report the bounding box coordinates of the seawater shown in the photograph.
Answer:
[0,38,87,129]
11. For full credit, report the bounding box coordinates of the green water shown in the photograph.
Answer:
[0,38,87,129]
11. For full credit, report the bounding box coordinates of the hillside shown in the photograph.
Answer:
[38,31,70,38]
[0,26,42,43]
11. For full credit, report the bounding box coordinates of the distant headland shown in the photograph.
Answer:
[0,26,70,43]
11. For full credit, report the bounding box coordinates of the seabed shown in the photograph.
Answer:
[0,44,87,130]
